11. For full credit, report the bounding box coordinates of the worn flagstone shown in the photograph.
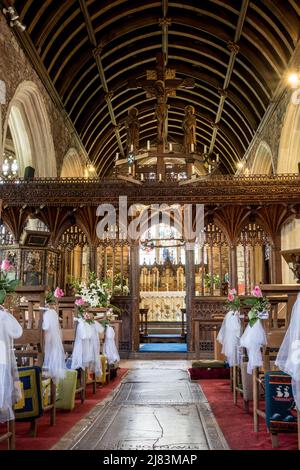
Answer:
[54,361,228,450]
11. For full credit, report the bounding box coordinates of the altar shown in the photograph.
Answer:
[139,291,186,322]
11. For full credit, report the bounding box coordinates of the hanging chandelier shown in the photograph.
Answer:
[1,153,19,180]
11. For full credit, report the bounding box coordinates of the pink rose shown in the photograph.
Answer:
[54,287,64,298]
[75,298,85,306]
[252,285,262,297]
[228,292,234,302]
[1,259,11,272]
[230,288,237,295]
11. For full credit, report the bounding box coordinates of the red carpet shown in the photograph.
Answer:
[0,369,127,451]
[200,379,298,450]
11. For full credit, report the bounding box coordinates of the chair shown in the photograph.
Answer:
[13,287,56,436]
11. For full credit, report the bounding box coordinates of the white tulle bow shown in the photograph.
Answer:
[240,319,267,374]
[42,308,66,384]
[217,310,242,366]
[0,308,23,422]
[104,325,120,365]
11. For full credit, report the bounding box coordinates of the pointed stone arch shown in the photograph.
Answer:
[251,141,274,174]
[60,147,85,177]
[3,81,56,177]
[277,99,300,173]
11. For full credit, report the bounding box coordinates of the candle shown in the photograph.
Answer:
[159,173,162,181]
[204,145,207,153]
[169,143,173,152]
[128,166,132,175]
[147,140,150,150]
[141,173,144,181]
[192,164,195,174]
[191,143,194,153]
[130,144,133,152]
[115,152,119,161]
[208,164,212,174]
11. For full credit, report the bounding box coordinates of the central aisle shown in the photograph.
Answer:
[57,361,228,450]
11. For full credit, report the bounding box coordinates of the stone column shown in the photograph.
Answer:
[185,242,195,352]
[129,242,140,351]
[89,243,97,273]
[229,244,238,289]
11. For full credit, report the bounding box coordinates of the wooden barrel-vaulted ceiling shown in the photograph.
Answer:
[12,0,300,175]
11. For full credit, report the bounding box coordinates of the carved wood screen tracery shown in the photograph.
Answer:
[57,224,130,294]
[195,223,229,296]
[237,222,270,294]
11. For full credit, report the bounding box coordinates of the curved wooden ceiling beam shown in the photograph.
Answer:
[70,52,264,132]
[60,27,271,106]
[35,1,76,51]
[45,8,287,87]
[78,62,259,145]
[87,91,249,164]
[84,85,252,157]
[80,69,254,148]
[26,0,53,35]
[86,92,248,164]
[64,41,267,129]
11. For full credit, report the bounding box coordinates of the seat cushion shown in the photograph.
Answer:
[188,367,230,380]
[191,360,226,369]
[56,370,78,411]
[265,371,298,433]
[15,366,43,422]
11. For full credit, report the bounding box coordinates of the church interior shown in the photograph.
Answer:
[1,0,300,454]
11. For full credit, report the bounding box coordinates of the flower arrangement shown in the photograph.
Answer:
[75,298,115,327]
[71,272,121,320]
[243,285,270,327]
[226,288,240,312]
[45,286,65,305]
[75,297,95,324]
[72,272,111,308]
[0,259,19,305]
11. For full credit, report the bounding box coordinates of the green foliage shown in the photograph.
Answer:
[242,295,270,327]
[0,274,20,305]
[204,273,221,289]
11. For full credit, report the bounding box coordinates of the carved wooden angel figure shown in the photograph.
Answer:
[124,107,140,152]
[182,105,196,152]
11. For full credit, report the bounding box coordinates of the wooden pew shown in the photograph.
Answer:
[252,287,299,448]
[13,286,56,436]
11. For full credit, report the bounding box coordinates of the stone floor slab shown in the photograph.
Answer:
[63,365,228,451]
